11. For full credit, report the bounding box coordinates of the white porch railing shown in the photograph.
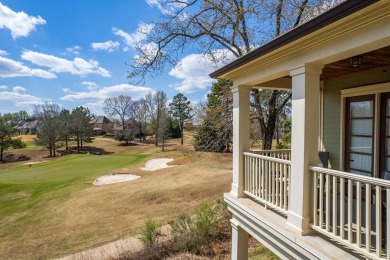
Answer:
[310,166,390,260]
[243,151,291,214]
[253,149,291,160]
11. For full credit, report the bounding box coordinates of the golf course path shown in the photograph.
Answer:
[58,225,172,260]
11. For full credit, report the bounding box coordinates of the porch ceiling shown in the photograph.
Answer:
[321,45,390,80]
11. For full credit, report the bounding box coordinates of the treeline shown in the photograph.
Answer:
[104,91,192,151]
[34,104,94,157]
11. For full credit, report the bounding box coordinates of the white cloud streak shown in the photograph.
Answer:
[60,84,155,102]
[0,50,9,56]
[0,3,46,39]
[145,0,186,15]
[113,22,154,49]
[0,90,47,107]
[91,41,120,53]
[0,56,56,78]
[169,54,216,93]
[81,81,98,91]
[21,50,111,77]
[13,86,27,93]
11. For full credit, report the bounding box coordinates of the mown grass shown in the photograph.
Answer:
[0,136,232,259]
[0,153,149,258]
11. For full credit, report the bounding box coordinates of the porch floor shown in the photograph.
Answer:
[225,193,365,259]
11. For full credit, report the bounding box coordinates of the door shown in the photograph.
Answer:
[345,95,375,177]
[380,93,390,178]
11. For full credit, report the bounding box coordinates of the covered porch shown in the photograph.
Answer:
[210,1,390,259]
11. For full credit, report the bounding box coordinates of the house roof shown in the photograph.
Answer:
[209,0,379,79]
[93,116,111,124]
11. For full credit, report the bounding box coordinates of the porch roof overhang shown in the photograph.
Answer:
[209,0,390,87]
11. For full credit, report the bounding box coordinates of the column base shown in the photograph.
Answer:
[231,183,245,198]
[286,211,313,235]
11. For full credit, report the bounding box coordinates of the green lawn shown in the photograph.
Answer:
[0,153,149,237]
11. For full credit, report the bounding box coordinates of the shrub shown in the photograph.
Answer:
[139,219,160,248]
[169,202,223,253]
[114,130,134,144]
[10,137,26,149]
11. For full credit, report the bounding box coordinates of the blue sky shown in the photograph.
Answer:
[0,0,216,115]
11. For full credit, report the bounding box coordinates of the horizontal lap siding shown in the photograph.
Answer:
[322,65,390,171]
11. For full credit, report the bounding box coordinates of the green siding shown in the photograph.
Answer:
[322,66,390,170]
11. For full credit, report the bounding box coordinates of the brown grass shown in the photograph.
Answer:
[0,134,232,259]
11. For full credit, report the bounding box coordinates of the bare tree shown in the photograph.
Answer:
[130,99,148,142]
[129,0,342,149]
[34,103,61,157]
[146,91,168,146]
[103,95,132,130]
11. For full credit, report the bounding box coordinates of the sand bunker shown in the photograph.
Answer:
[140,158,175,171]
[93,174,140,186]
[24,161,46,165]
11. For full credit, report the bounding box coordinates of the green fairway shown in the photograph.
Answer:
[0,153,149,235]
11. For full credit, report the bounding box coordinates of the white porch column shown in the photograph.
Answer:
[231,85,251,198]
[231,218,248,260]
[287,64,322,235]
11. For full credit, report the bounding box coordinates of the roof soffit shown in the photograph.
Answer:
[216,1,390,81]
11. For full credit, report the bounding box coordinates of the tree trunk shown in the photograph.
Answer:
[139,123,142,142]
[77,136,80,154]
[180,122,184,145]
[65,137,69,150]
[0,143,4,162]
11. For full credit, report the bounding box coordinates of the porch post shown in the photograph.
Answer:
[231,218,249,260]
[231,85,251,198]
[287,64,322,235]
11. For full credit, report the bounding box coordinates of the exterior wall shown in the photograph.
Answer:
[322,65,390,170]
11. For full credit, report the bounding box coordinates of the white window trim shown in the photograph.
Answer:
[340,82,390,177]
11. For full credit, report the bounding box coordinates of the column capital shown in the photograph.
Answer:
[289,63,323,77]
[230,218,241,230]
[231,85,251,94]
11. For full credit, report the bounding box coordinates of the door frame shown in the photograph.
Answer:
[341,82,390,178]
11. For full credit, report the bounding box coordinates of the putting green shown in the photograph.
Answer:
[0,153,149,218]
[0,154,147,184]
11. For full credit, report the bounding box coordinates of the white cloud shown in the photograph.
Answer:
[81,81,98,91]
[0,50,9,56]
[145,0,186,15]
[0,90,47,107]
[0,56,56,78]
[66,45,81,55]
[13,86,27,93]
[169,54,216,93]
[60,84,154,102]
[0,85,8,89]
[0,3,46,39]
[91,41,120,53]
[21,50,111,77]
[113,22,154,49]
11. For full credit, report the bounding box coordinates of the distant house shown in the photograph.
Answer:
[113,118,143,135]
[210,0,390,259]
[14,119,38,134]
[91,116,112,134]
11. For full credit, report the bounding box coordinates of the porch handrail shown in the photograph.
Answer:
[243,151,291,215]
[243,152,291,165]
[251,149,291,160]
[310,167,390,188]
[310,166,390,259]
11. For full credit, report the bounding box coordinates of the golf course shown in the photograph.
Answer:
[0,135,232,259]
